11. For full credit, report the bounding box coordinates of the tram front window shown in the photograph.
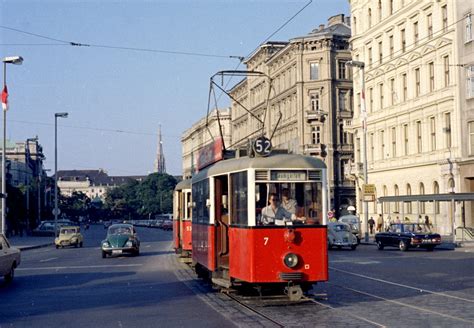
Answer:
[256,182,323,226]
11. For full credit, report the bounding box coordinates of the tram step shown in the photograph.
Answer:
[212,277,232,289]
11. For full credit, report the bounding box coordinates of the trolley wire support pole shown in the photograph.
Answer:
[54,112,68,237]
[346,60,369,243]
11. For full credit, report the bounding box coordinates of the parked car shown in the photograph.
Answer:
[55,226,84,248]
[32,220,74,236]
[327,222,358,250]
[101,224,140,258]
[339,214,361,244]
[375,223,441,252]
[31,221,56,236]
[0,234,21,283]
[161,220,173,231]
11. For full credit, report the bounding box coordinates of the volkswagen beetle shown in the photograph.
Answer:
[327,222,358,250]
[101,224,140,258]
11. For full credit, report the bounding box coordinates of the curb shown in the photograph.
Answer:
[18,243,54,251]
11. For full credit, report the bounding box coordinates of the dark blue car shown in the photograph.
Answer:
[375,223,441,252]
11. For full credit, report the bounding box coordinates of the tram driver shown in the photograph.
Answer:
[261,193,305,225]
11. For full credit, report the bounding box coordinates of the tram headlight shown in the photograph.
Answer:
[283,253,299,268]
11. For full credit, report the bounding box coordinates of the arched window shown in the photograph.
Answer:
[394,184,399,212]
[419,182,425,213]
[433,181,440,214]
[353,16,357,35]
[406,184,412,214]
[378,0,382,22]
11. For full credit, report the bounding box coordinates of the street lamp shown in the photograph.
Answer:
[54,112,68,236]
[346,60,369,243]
[1,56,23,235]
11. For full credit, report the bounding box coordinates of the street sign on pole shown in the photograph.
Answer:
[52,208,61,216]
[362,184,376,202]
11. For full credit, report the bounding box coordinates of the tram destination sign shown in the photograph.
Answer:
[271,171,307,181]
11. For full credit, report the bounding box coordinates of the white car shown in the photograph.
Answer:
[0,234,21,283]
[327,222,358,250]
[339,214,361,244]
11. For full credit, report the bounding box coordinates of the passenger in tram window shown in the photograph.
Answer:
[261,193,306,225]
[281,188,297,214]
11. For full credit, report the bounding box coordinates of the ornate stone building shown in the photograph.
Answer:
[229,14,355,213]
[348,0,474,234]
[181,108,232,179]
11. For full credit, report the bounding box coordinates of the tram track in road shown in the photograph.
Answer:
[327,267,474,326]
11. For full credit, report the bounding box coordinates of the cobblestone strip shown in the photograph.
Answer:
[168,253,279,327]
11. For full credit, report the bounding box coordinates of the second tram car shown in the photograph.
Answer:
[192,153,329,300]
[173,179,193,260]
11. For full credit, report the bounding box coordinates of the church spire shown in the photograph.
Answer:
[154,125,166,173]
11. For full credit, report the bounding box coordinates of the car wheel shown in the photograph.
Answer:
[350,245,357,250]
[399,240,409,252]
[4,264,15,283]
[135,249,140,256]
[337,245,342,250]
[80,242,83,248]
[55,245,59,249]
[102,251,107,258]
[356,237,361,245]
[75,243,79,248]
[377,241,384,250]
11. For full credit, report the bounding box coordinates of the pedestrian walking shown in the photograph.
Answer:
[424,215,432,229]
[376,214,383,232]
[368,217,375,234]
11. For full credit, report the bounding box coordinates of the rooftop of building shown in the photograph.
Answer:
[57,169,147,186]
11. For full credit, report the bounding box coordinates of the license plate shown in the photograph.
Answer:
[112,250,122,254]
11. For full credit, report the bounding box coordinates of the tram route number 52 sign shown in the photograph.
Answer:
[253,137,272,156]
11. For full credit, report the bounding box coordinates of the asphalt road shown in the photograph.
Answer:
[0,225,234,328]
[2,226,473,327]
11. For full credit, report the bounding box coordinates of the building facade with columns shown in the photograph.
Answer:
[347,0,474,234]
[229,14,355,213]
[181,109,232,179]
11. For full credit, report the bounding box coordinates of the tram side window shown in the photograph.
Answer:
[192,180,210,224]
[230,171,248,226]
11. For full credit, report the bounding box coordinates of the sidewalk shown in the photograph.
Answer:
[7,235,54,251]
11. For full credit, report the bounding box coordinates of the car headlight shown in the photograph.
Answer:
[283,253,299,268]
[102,241,110,247]
[125,240,133,247]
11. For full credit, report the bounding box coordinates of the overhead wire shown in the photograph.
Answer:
[0,24,240,59]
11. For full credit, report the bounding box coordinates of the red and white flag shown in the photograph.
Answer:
[1,85,8,111]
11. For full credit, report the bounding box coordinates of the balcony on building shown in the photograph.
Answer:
[336,143,354,154]
[304,143,325,157]
[305,110,327,123]
[337,109,353,119]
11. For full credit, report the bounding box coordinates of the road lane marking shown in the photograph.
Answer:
[17,264,142,271]
[330,283,474,325]
[330,267,474,303]
[39,257,58,263]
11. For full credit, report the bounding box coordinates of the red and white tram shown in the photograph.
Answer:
[191,153,329,300]
[173,179,193,260]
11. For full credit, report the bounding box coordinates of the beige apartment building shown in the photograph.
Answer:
[348,0,474,235]
[181,108,232,179]
[229,14,355,213]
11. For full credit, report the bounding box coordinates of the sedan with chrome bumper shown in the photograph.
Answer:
[375,223,441,251]
[101,224,140,258]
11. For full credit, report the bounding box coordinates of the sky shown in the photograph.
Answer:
[0,0,349,177]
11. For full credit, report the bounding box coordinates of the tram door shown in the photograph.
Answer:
[214,175,229,270]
